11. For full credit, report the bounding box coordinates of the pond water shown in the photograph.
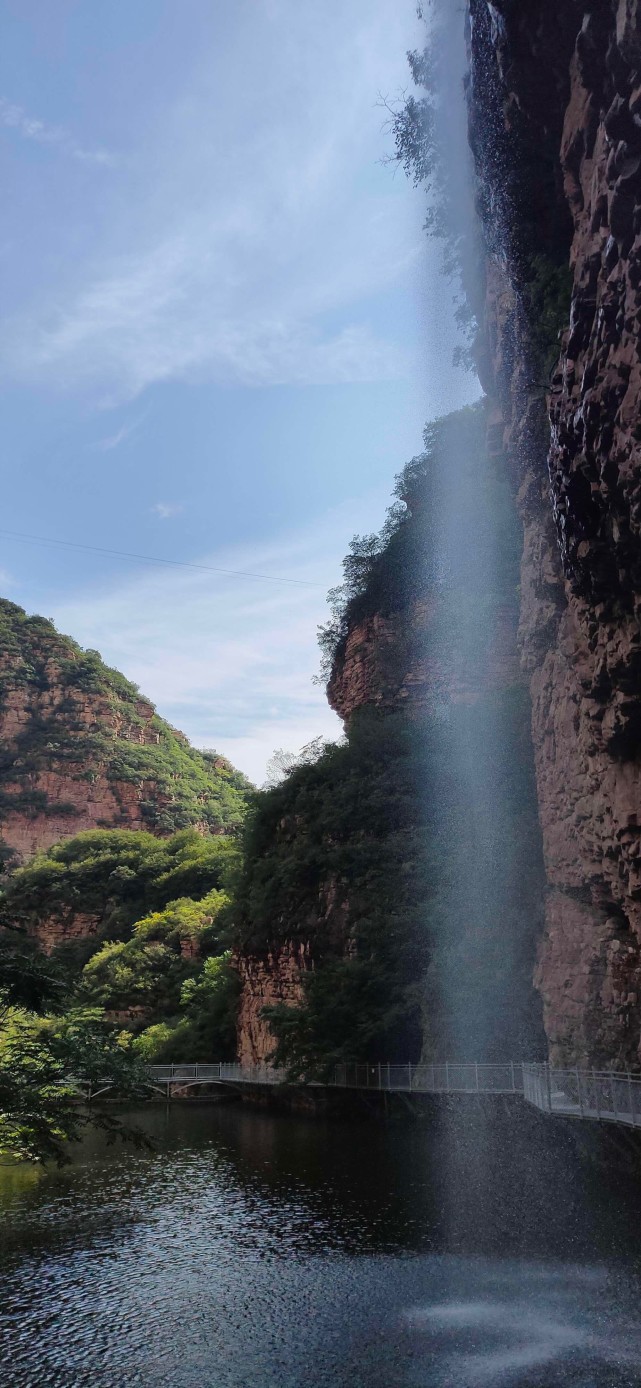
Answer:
[2,1101,641,1387]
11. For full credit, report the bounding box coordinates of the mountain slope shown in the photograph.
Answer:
[0,599,250,865]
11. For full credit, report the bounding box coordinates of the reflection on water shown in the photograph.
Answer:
[1,1104,641,1387]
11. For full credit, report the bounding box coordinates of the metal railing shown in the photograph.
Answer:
[96,1062,641,1131]
[522,1063,641,1129]
[147,1061,523,1094]
[148,1064,225,1083]
[332,1062,523,1093]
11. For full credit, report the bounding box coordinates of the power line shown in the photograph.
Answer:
[0,527,324,589]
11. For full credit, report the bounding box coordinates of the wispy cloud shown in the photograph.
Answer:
[0,96,115,166]
[151,502,183,520]
[93,415,145,452]
[0,3,423,399]
[49,489,391,783]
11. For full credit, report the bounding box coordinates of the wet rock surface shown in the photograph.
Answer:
[470,1,641,1064]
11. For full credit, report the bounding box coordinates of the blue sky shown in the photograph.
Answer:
[0,0,478,781]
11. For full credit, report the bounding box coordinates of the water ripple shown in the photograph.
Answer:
[1,1106,641,1386]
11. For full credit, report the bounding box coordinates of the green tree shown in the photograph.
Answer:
[0,828,239,967]
[79,888,229,1018]
[132,954,240,1062]
[0,1001,148,1165]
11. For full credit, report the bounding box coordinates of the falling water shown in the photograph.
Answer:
[417,1,546,1065]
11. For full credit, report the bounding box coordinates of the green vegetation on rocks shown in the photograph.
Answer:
[319,404,520,681]
[0,599,251,837]
[0,827,241,1062]
[1,827,238,943]
[235,709,430,1072]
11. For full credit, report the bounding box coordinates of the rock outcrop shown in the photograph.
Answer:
[468,0,641,1064]
[0,600,250,958]
[327,599,521,723]
[0,600,249,868]
[235,943,310,1066]
[234,404,545,1066]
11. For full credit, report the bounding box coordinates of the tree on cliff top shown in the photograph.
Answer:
[379,0,481,358]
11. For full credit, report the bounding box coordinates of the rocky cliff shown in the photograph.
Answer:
[468,0,641,1065]
[235,0,641,1072]
[235,943,310,1066]
[234,406,545,1068]
[0,599,249,866]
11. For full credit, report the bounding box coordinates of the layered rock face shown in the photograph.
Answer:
[469,0,641,1064]
[0,600,248,869]
[235,943,310,1066]
[0,672,168,861]
[327,599,521,723]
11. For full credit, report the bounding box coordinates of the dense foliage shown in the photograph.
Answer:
[0,1000,149,1164]
[79,888,239,1062]
[0,827,237,953]
[234,693,543,1075]
[235,709,430,1071]
[0,599,251,836]
[0,825,242,1147]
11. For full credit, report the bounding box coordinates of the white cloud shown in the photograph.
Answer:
[0,2,423,399]
[151,502,183,520]
[49,489,391,783]
[0,96,115,166]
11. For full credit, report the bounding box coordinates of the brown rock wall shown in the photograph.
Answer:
[235,943,310,1066]
[0,657,170,861]
[471,0,641,1064]
[327,598,522,723]
[34,911,102,955]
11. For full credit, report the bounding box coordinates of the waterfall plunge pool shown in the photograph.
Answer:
[2,1102,641,1387]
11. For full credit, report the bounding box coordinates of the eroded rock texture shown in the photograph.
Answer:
[235,944,310,1066]
[469,0,641,1064]
[0,669,169,862]
[0,600,247,869]
[327,601,521,723]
